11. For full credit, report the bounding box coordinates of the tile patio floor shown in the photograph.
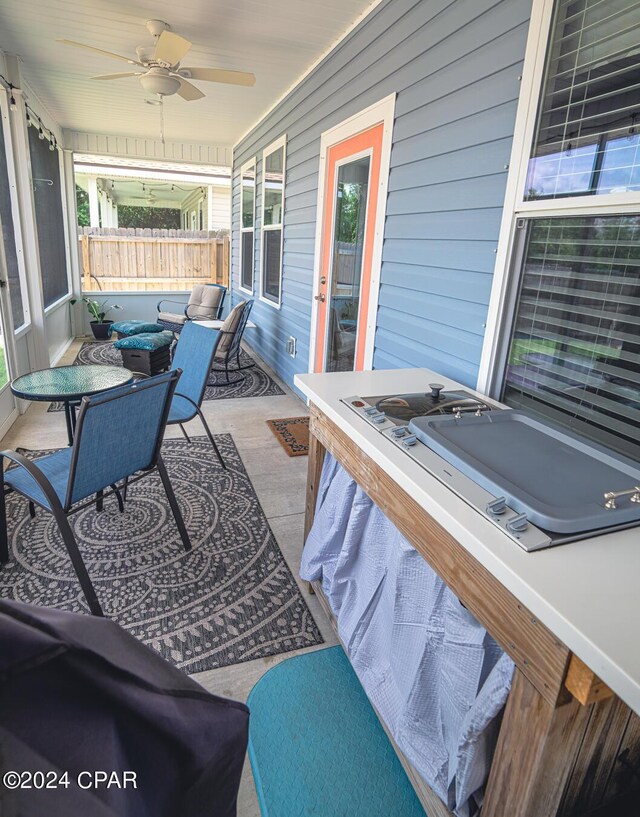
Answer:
[0,338,338,817]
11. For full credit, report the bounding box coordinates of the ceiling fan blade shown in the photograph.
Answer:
[176,77,205,101]
[57,39,144,67]
[90,72,142,80]
[181,66,255,86]
[154,31,192,66]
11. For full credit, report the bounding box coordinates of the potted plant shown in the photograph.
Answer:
[81,297,123,340]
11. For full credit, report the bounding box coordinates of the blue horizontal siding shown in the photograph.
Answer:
[232,0,532,391]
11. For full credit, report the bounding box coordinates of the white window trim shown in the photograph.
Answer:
[477,0,640,396]
[259,134,286,310]
[239,157,256,295]
[0,92,31,334]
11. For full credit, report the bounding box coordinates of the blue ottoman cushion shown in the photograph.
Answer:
[109,320,164,337]
[114,331,174,351]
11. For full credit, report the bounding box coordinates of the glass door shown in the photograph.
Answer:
[313,122,385,373]
[326,155,370,372]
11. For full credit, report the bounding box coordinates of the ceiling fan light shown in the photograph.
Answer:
[139,72,180,96]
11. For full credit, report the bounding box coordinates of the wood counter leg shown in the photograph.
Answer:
[303,430,325,595]
[482,668,590,817]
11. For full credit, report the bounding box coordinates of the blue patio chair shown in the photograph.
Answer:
[0,370,190,618]
[168,320,226,470]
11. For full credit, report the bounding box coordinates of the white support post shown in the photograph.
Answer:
[207,185,214,230]
[87,176,100,227]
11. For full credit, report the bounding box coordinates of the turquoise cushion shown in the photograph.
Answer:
[109,320,164,337]
[114,331,174,351]
[248,646,425,817]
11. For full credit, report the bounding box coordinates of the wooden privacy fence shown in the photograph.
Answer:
[78,227,230,292]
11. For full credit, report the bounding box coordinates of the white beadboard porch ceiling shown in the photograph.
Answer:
[0,0,375,148]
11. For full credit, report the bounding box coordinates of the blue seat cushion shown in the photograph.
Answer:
[109,320,164,337]
[5,449,72,510]
[114,331,174,351]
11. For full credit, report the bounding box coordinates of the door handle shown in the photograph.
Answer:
[314,293,325,302]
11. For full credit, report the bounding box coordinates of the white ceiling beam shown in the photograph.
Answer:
[74,163,231,186]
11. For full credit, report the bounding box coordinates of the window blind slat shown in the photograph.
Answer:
[504,384,640,443]
[524,268,639,287]
[503,390,640,459]
[509,355,640,417]
[512,322,640,370]
[518,303,640,343]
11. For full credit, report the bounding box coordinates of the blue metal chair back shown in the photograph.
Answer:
[65,370,180,507]
[171,321,221,410]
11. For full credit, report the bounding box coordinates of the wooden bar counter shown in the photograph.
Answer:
[295,368,640,817]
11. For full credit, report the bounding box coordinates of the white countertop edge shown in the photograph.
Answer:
[295,368,640,714]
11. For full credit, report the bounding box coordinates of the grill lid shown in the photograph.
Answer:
[408,410,640,535]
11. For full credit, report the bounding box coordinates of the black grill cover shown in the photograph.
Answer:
[0,600,249,817]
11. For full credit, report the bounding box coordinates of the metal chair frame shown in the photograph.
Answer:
[209,300,254,387]
[0,372,190,618]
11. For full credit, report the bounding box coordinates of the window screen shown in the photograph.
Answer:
[240,162,255,291]
[28,128,69,307]
[502,215,640,461]
[0,115,26,330]
[263,147,284,227]
[261,141,285,304]
[241,231,254,291]
[241,164,255,229]
[263,229,282,302]
[526,0,640,200]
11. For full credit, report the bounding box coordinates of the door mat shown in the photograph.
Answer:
[47,341,284,412]
[266,417,310,457]
[248,646,425,817]
[0,436,322,674]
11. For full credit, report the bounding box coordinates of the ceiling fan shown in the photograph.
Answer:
[128,192,159,204]
[58,20,255,101]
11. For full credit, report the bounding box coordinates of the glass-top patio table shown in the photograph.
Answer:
[11,365,134,445]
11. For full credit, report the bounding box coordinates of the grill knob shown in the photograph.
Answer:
[429,383,444,401]
[506,513,529,533]
[486,497,507,516]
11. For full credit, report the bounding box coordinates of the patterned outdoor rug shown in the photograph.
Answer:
[267,417,310,457]
[0,436,323,673]
[48,340,284,411]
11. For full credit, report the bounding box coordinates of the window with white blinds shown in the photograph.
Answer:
[502,215,640,461]
[526,0,640,199]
